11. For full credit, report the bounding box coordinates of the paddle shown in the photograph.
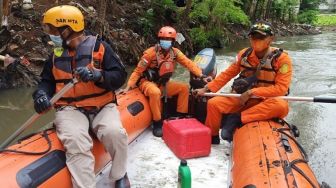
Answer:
[202,93,336,103]
[0,78,78,149]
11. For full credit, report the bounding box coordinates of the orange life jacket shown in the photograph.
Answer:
[237,47,283,88]
[142,44,176,85]
[52,36,114,108]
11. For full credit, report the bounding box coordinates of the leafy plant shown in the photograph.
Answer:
[189,0,249,49]
[190,27,209,49]
[297,10,319,24]
[300,0,326,11]
[207,28,225,48]
[151,0,177,17]
[190,0,249,27]
[138,8,155,37]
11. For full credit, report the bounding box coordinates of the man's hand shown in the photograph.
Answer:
[33,90,52,114]
[122,85,134,93]
[193,88,207,97]
[240,90,252,105]
[75,67,102,82]
[4,54,16,67]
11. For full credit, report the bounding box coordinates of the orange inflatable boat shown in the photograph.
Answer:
[230,119,320,188]
[0,88,152,188]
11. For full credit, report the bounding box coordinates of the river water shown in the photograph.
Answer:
[0,33,335,186]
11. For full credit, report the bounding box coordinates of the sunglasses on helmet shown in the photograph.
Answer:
[248,23,274,36]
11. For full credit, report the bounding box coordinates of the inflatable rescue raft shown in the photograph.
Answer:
[230,119,321,188]
[0,88,152,188]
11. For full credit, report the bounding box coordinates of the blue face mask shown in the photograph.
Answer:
[160,40,172,50]
[49,35,63,47]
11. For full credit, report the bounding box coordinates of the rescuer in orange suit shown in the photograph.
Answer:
[34,6,129,188]
[125,26,208,137]
[195,21,293,144]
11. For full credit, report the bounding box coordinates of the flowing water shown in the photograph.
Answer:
[1,33,336,186]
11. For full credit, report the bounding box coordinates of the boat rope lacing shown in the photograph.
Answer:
[272,119,318,188]
[276,127,308,160]
[0,130,52,155]
[289,159,318,188]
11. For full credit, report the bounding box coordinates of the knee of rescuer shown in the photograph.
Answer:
[103,125,128,140]
[147,87,161,97]
[179,84,189,93]
[207,97,218,108]
[62,132,93,153]
[269,98,289,116]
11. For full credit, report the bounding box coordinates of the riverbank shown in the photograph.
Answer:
[0,0,324,88]
[319,25,336,32]
[224,22,322,44]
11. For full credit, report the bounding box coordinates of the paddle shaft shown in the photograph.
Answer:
[202,93,336,103]
[0,55,5,61]
[0,78,78,149]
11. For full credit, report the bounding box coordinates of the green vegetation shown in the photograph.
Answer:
[189,0,249,49]
[136,0,327,49]
[314,14,336,26]
[241,0,300,23]
[189,28,208,49]
[298,10,319,24]
[137,0,177,37]
[138,9,155,37]
[297,0,324,24]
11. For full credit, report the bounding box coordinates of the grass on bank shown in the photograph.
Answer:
[314,14,336,26]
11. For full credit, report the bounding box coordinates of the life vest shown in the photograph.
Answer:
[52,36,114,108]
[236,47,283,88]
[142,44,176,85]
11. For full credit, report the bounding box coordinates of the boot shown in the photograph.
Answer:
[153,120,163,137]
[221,113,242,142]
[211,135,220,145]
[115,173,130,188]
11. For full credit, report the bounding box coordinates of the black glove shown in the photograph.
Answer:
[75,67,102,82]
[232,75,257,94]
[200,74,213,83]
[32,90,52,114]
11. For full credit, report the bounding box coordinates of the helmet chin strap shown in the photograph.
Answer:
[59,27,71,40]
[59,27,84,49]
[66,33,84,46]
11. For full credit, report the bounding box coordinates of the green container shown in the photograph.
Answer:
[178,159,191,188]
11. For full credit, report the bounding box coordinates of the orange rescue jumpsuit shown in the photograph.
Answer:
[127,45,202,121]
[205,47,292,136]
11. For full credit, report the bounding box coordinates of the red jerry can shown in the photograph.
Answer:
[163,118,211,159]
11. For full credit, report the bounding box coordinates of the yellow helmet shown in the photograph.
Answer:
[42,5,84,32]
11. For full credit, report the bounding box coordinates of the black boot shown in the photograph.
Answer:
[115,173,130,188]
[221,113,242,142]
[211,135,220,145]
[153,120,163,137]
